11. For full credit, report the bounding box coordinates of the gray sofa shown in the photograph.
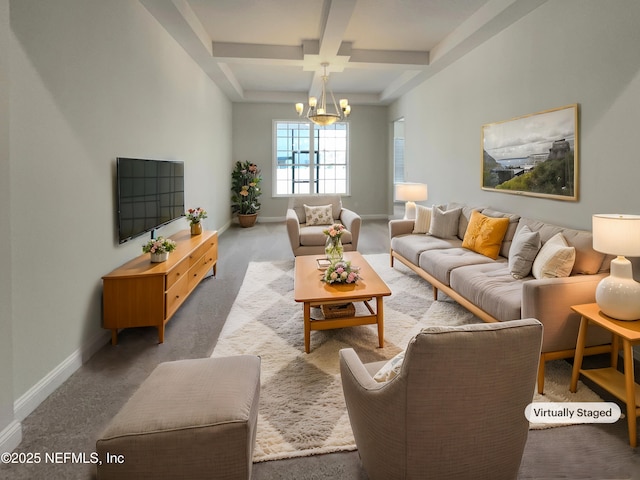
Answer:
[389,202,612,393]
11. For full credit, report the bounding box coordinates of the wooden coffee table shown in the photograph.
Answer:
[294,252,392,353]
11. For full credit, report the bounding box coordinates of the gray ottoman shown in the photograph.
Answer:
[96,355,261,480]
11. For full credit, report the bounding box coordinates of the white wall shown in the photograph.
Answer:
[232,103,390,219]
[7,0,232,431]
[390,0,640,230]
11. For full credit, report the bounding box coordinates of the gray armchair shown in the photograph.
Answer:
[286,194,361,256]
[340,318,543,480]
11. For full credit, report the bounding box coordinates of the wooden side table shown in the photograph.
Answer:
[570,303,640,447]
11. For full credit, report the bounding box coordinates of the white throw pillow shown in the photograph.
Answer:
[532,232,576,279]
[373,350,405,382]
[428,205,462,239]
[412,205,432,234]
[508,225,541,279]
[304,204,334,226]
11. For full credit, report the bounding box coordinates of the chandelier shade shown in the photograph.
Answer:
[296,63,350,126]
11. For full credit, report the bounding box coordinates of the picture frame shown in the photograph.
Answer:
[481,104,578,201]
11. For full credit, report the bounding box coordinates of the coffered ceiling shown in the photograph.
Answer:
[140,0,547,105]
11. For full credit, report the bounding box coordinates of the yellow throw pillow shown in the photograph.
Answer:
[462,211,510,260]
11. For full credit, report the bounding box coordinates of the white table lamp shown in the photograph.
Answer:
[395,183,428,220]
[592,214,640,320]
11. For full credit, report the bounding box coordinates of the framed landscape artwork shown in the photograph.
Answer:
[481,104,579,201]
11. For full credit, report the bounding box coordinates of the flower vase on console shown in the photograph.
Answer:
[186,207,207,235]
[323,223,346,262]
[190,222,203,235]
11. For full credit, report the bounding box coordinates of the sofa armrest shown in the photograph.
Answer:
[389,219,415,239]
[522,273,611,353]
[340,208,361,250]
[286,208,301,252]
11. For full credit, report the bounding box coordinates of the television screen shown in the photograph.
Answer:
[116,157,185,244]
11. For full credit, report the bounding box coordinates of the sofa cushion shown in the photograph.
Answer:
[481,208,521,258]
[461,211,510,260]
[518,217,605,274]
[304,204,334,225]
[300,225,352,246]
[391,234,462,265]
[412,205,432,234]
[532,232,576,279]
[419,247,500,286]
[448,202,486,240]
[429,205,462,239]
[450,264,525,321]
[509,225,541,279]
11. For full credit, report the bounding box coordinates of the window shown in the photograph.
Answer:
[393,118,405,183]
[273,120,349,196]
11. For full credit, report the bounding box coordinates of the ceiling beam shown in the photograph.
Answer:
[140,0,247,101]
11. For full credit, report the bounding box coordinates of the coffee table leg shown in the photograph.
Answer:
[376,296,384,348]
[304,302,311,353]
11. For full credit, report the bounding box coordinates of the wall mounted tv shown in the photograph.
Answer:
[116,157,185,244]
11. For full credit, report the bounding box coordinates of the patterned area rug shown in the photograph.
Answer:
[211,253,601,462]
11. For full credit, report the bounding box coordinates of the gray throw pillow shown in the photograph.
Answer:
[428,206,462,239]
[508,225,541,279]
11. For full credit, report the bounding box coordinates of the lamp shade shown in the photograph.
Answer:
[394,183,428,202]
[592,214,640,257]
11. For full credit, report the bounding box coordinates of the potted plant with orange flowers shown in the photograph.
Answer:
[231,161,261,228]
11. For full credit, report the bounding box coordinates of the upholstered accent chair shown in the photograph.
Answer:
[286,194,361,256]
[340,319,543,480]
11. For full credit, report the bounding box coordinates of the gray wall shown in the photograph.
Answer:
[390,0,640,230]
[232,103,390,220]
[3,0,232,444]
[0,0,17,450]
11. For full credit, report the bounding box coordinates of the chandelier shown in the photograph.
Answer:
[295,63,351,126]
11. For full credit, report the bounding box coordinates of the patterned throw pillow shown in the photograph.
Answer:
[412,205,432,234]
[373,350,405,382]
[304,204,334,225]
[461,210,510,260]
[532,232,576,279]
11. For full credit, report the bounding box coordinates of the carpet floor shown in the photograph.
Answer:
[212,253,605,463]
[1,221,639,479]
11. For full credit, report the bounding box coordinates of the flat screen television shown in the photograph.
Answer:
[116,157,185,244]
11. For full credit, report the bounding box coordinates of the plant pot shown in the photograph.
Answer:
[190,222,203,235]
[238,213,258,228]
[150,252,169,263]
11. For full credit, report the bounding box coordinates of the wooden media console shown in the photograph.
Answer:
[102,230,218,344]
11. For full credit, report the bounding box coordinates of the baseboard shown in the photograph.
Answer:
[0,420,22,453]
[14,329,111,422]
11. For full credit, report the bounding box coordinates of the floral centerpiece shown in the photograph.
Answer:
[186,207,207,225]
[323,223,346,261]
[231,161,261,227]
[186,207,207,235]
[322,260,361,285]
[142,236,177,262]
